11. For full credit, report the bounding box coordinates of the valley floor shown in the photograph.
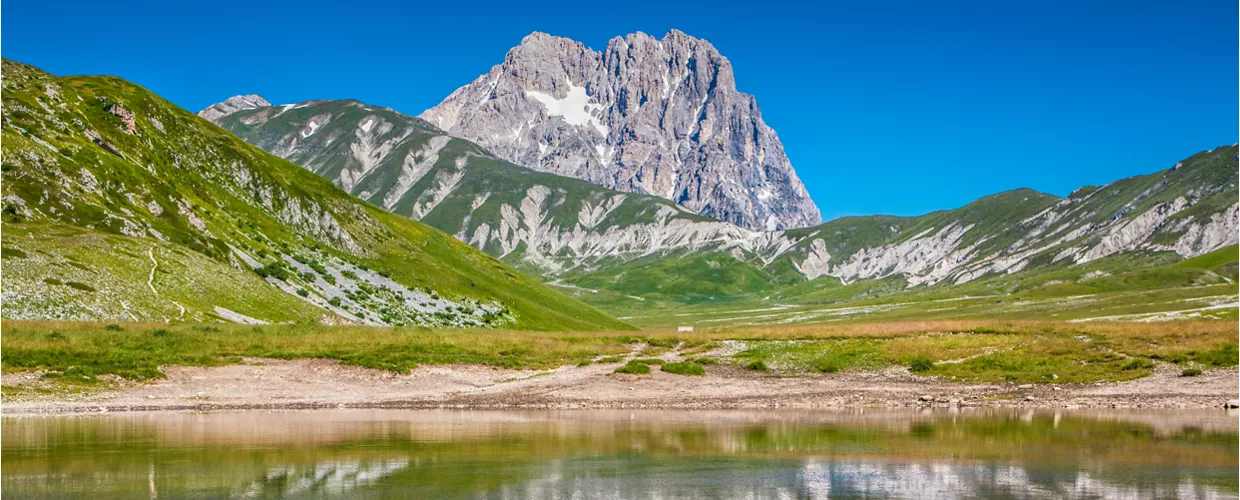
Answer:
[4,319,1236,415]
[5,349,1235,415]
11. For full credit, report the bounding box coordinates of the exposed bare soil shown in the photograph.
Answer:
[5,353,1235,415]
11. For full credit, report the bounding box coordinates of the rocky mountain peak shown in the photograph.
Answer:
[420,30,821,230]
[197,94,272,122]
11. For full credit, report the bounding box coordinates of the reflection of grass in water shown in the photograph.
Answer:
[2,412,1237,497]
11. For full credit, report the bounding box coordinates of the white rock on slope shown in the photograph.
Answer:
[1171,203,1239,257]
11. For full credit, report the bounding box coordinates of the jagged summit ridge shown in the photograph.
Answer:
[197,94,271,122]
[420,30,822,231]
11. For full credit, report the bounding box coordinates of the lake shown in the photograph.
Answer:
[2,408,1236,499]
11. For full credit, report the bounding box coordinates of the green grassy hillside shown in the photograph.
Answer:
[0,60,630,331]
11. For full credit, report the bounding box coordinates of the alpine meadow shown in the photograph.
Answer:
[2,5,1238,498]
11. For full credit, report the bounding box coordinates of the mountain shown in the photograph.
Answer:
[198,94,270,122]
[776,145,1238,288]
[0,60,629,331]
[419,30,822,231]
[204,91,1238,305]
[560,146,1238,305]
[205,97,752,274]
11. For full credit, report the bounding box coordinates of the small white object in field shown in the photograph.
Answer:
[677,326,694,332]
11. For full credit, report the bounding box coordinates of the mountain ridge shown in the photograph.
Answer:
[204,91,1238,307]
[419,30,822,231]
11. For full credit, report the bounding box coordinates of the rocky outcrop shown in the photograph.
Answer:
[420,30,822,231]
[197,94,271,122]
[105,103,137,134]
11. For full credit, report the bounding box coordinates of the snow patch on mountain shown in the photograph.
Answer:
[525,80,608,137]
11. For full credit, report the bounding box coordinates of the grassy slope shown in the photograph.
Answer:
[564,251,796,304]
[610,246,1237,329]
[559,189,1064,309]
[772,189,1062,270]
[1,223,320,322]
[573,150,1236,315]
[0,59,629,331]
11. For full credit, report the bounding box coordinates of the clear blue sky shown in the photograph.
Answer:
[4,0,1236,220]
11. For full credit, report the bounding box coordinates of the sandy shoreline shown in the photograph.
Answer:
[4,356,1237,415]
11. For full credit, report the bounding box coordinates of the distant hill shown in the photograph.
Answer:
[208,90,1237,307]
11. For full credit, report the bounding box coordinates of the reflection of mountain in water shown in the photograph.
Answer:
[801,461,1234,500]
[230,456,1232,499]
[232,459,409,498]
[478,458,1235,500]
[3,409,1235,499]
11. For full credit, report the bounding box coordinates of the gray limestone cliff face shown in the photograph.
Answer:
[420,30,822,231]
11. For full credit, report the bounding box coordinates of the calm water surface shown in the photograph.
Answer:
[2,408,1236,499]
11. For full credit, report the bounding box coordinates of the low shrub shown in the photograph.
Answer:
[614,361,651,375]
[814,360,841,373]
[65,281,96,292]
[661,362,705,376]
[254,261,291,281]
[1181,367,1203,377]
[909,357,934,373]
[745,360,769,372]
